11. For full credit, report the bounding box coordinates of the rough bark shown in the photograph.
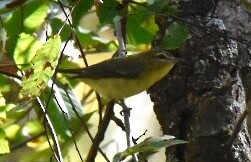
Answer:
[149,0,251,161]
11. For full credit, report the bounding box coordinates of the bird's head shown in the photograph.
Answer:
[139,50,179,67]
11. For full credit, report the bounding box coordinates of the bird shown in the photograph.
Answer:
[58,50,179,100]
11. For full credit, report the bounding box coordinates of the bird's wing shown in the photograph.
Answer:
[71,58,145,79]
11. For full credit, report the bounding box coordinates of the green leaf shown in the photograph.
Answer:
[4,124,22,142]
[20,35,61,98]
[96,0,120,24]
[127,13,158,45]
[76,29,107,48]
[0,129,9,154]
[0,138,10,154]
[0,74,19,93]
[50,18,72,42]
[0,93,6,124]
[82,111,96,123]
[4,0,49,56]
[71,0,94,26]
[23,119,43,136]
[39,83,91,140]
[13,33,42,70]
[16,147,53,162]
[0,92,5,107]
[6,104,28,124]
[162,22,189,49]
[127,1,179,45]
[113,135,187,162]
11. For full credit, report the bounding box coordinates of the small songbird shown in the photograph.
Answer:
[58,50,179,100]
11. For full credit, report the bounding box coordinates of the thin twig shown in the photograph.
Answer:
[44,32,71,117]
[56,0,105,135]
[53,92,84,162]
[57,0,89,67]
[132,130,147,145]
[63,86,110,162]
[0,70,21,80]
[119,100,131,148]
[86,101,115,162]
[111,116,125,131]
[57,3,74,36]
[114,19,127,57]
[36,97,63,162]
[39,42,68,161]
[51,1,69,8]
[96,92,103,126]
[114,1,139,161]
[119,100,138,162]
[43,33,70,115]
[114,0,130,58]
[43,121,60,162]
[54,51,102,159]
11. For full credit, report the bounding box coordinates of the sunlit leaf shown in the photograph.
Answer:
[0,92,5,107]
[0,138,10,154]
[0,93,6,124]
[5,121,40,146]
[162,22,189,49]
[0,129,9,154]
[4,124,21,140]
[127,13,158,45]
[23,119,43,136]
[113,135,187,162]
[20,35,61,98]
[4,0,49,56]
[13,33,42,70]
[6,103,28,124]
[127,1,179,45]
[0,113,6,125]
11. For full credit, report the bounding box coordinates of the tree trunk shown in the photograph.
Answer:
[149,0,251,161]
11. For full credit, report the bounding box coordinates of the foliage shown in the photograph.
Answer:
[0,0,188,161]
[20,35,61,98]
[113,135,187,162]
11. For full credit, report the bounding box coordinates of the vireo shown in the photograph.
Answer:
[58,50,178,99]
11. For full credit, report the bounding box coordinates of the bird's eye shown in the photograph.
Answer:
[157,54,167,60]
